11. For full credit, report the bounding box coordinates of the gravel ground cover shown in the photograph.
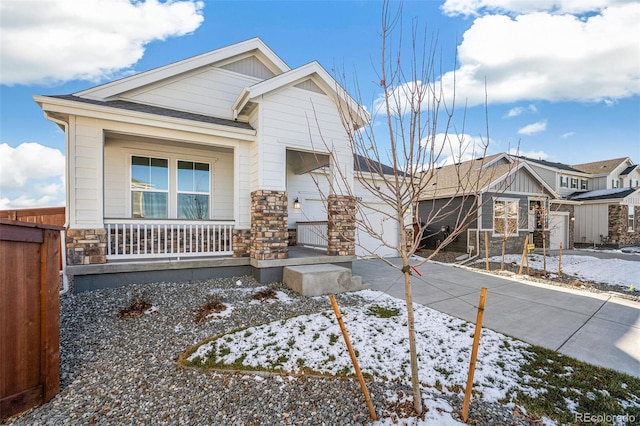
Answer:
[3,277,540,426]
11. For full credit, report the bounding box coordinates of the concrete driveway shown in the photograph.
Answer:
[353,258,640,378]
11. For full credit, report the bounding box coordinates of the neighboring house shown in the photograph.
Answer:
[521,156,640,247]
[35,38,404,291]
[417,154,559,257]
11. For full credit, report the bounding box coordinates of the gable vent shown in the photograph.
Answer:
[294,79,326,95]
[220,56,275,79]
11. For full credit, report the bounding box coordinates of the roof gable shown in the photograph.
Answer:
[568,187,637,201]
[572,157,630,175]
[232,61,369,128]
[74,38,289,101]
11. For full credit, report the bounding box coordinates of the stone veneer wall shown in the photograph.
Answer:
[66,228,107,265]
[232,229,251,258]
[480,230,528,258]
[326,195,356,256]
[287,228,297,246]
[608,205,640,246]
[250,190,289,260]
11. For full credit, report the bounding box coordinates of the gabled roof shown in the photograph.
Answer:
[355,154,405,176]
[572,157,630,175]
[620,164,639,176]
[518,156,583,173]
[44,94,254,130]
[74,38,290,101]
[418,154,556,199]
[568,187,637,201]
[232,61,369,128]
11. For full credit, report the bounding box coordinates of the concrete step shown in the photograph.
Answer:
[283,264,368,296]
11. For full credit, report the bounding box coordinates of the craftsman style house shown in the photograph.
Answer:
[35,38,406,291]
[417,154,560,257]
[521,157,640,246]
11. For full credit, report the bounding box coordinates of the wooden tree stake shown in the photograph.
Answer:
[558,242,563,277]
[329,295,377,420]
[484,231,489,271]
[518,235,529,275]
[462,287,487,423]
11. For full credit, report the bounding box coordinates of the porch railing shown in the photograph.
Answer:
[105,220,234,259]
[296,221,328,248]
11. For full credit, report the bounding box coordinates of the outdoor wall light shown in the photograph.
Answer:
[293,197,301,209]
[570,216,575,222]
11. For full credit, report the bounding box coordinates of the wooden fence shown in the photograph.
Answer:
[0,207,65,271]
[0,220,61,420]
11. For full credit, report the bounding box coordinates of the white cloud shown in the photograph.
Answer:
[0,0,204,85]
[0,143,65,208]
[505,104,537,118]
[561,131,575,139]
[422,133,490,166]
[442,0,634,17]
[518,120,547,135]
[437,3,640,106]
[509,147,549,160]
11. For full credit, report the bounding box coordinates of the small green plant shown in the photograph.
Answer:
[287,338,295,348]
[312,333,320,341]
[366,304,400,318]
[329,333,339,345]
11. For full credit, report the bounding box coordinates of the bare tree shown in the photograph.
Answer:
[305,1,515,414]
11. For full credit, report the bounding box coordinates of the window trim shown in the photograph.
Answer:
[580,179,588,190]
[130,155,169,219]
[560,176,568,188]
[493,197,520,237]
[176,159,212,220]
[629,208,636,233]
[570,177,578,189]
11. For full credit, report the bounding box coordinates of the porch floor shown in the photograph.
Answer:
[66,245,354,277]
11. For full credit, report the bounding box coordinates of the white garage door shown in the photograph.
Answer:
[549,213,568,250]
[356,204,399,258]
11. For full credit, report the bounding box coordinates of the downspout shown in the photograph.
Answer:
[45,112,70,294]
[461,194,483,265]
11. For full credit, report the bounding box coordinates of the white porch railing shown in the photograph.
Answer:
[296,221,328,248]
[105,220,234,259]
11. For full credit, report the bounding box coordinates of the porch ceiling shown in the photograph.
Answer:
[105,131,234,154]
[287,150,330,175]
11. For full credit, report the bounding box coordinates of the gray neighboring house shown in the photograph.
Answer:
[520,157,640,247]
[417,154,559,257]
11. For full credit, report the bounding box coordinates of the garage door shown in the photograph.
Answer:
[549,213,568,250]
[356,204,399,257]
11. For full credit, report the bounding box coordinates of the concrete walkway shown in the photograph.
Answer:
[353,258,640,378]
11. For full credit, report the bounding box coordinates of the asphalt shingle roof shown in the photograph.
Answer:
[567,188,636,201]
[571,158,628,174]
[46,95,255,131]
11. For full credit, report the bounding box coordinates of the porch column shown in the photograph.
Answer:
[250,190,289,260]
[66,228,107,265]
[327,194,356,256]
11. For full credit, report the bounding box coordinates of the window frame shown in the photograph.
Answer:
[570,177,578,189]
[560,176,568,188]
[128,155,214,220]
[130,155,169,219]
[580,179,588,190]
[176,159,212,220]
[493,197,520,237]
[629,208,636,233]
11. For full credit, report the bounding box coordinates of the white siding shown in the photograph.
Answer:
[122,67,261,120]
[259,86,353,192]
[71,116,103,227]
[103,138,234,220]
[574,204,608,244]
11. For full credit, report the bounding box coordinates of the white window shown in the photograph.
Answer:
[560,176,568,188]
[580,179,588,190]
[130,156,211,219]
[131,156,168,218]
[570,178,578,189]
[613,179,619,188]
[494,198,519,236]
[177,160,210,219]
[629,208,636,232]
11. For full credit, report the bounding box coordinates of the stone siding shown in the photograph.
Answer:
[66,228,107,265]
[250,190,289,260]
[232,229,251,258]
[608,205,640,246]
[327,195,356,256]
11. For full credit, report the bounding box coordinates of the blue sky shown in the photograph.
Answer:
[1,0,639,208]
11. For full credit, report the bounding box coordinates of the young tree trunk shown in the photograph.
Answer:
[501,238,506,271]
[403,267,423,415]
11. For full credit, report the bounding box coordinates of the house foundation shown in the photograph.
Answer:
[66,228,107,265]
